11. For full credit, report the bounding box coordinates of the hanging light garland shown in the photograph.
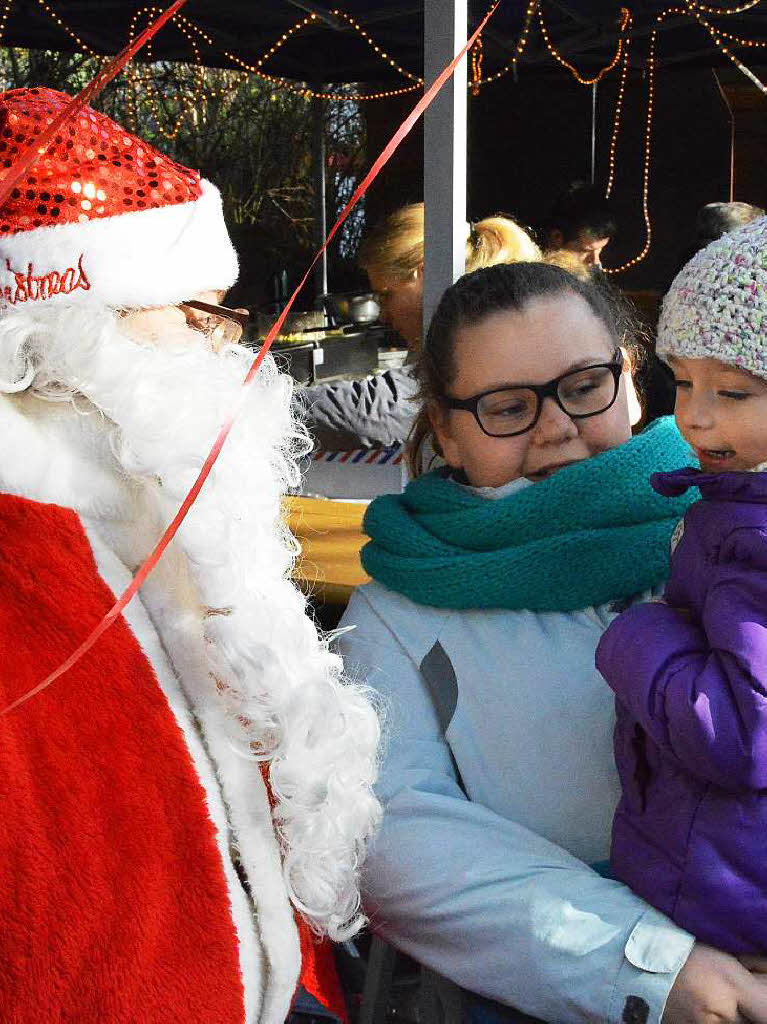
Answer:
[603,0,766,271]
[532,2,646,271]
[471,0,539,88]
[686,0,761,13]
[19,0,525,100]
[175,11,420,102]
[33,0,104,59]
[0,0,13,48]
[174,7,426,100]
[684,0,767,93]
[604,6,697,275]
[328,9,423,84]
[127,5,208,139]
[25,0,421,103]
[20,0,767,102]
[470,34,484,95]
[538,5,632,86]
[605,10,633,198]
[165,13,247,103]
[713,23,767,45]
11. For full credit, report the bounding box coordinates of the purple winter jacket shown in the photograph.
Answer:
[596,466,767,954]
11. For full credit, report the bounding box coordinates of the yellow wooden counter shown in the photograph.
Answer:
[284,495,370,605]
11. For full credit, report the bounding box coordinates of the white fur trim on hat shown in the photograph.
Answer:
[657,215,767,379]
[0,179,238,310]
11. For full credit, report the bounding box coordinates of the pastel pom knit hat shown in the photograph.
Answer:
[0,87,238,311]
[656,215,767,379]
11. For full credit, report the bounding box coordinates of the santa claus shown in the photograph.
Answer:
[0,87,381,1024]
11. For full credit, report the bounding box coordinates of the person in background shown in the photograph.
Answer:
[672,200,765,276]
[597,216,767,962]
[539,245,591,281]
[544,194,674,425]
[360,203,542,349]
[541,247,672,427]
[544,181,618,270]
[299,203,541,451]
[337,261,767,1023]
[694,200,764,252]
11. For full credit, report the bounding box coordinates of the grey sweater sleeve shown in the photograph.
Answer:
[297,366,418,451]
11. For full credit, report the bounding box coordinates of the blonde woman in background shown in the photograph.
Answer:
[300,203,542,451]
[541,246,592,282]
[359,203,542,349]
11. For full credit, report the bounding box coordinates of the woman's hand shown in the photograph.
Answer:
[664,944,767,1023]
[741,957,767,975]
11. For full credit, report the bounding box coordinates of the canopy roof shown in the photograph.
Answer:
[3,1,765,85]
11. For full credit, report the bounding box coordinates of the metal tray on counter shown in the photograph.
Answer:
[262,327,381,385]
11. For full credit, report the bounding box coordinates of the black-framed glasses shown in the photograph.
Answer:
[180,299,251,345]
[444,349,623,438]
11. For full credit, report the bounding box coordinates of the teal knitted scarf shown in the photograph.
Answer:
[362,417,697,612]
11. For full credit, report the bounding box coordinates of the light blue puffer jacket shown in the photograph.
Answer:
[337,574,694,1024]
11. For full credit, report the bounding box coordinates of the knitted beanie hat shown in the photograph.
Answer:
[0,87,238,310]
[656,215,767,379]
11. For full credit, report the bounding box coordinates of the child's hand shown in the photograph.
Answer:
[664,944,767,1023]
[741,954,767,974]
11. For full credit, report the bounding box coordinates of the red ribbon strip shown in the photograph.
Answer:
[1,0,500,716]
[0,0,189,210]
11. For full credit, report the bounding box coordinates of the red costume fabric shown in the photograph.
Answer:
[0,492,246,1021]
[0,492,345,1023]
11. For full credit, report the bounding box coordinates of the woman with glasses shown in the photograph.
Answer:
[336,263,767,1023]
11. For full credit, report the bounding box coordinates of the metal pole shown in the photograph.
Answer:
[312,90,328,304]
[423,0,468,337]
[591,81,597,184]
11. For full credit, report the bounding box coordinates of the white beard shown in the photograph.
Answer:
[0,303,381,939]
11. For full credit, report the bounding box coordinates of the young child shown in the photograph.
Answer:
[596,215,767,954]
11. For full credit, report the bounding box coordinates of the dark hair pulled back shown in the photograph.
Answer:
[407,261,638,475]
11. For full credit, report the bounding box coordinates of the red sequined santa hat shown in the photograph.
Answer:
[0,87,238,310]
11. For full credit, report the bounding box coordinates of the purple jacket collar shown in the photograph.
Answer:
[652,466,767,503]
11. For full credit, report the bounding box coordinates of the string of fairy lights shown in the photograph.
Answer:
[684,0,767,93]
[470,0,538,87]
[173,7,425,101]
[127,6,205,138]
[470,34,484,95]
[604,11,633,199]
[603,8,677,274]
[715,22,767,44]
[601,0,766,273]
[538,5,631,86]
[688,0,761,13]
[0,0,763,270]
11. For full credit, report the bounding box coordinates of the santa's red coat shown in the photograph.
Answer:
[0,491,346,1023]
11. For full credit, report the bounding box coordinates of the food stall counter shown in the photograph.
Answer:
[284,495,370,605]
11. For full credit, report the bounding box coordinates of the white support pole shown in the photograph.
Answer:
[312,91,328,303]
[422,0,467,337]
